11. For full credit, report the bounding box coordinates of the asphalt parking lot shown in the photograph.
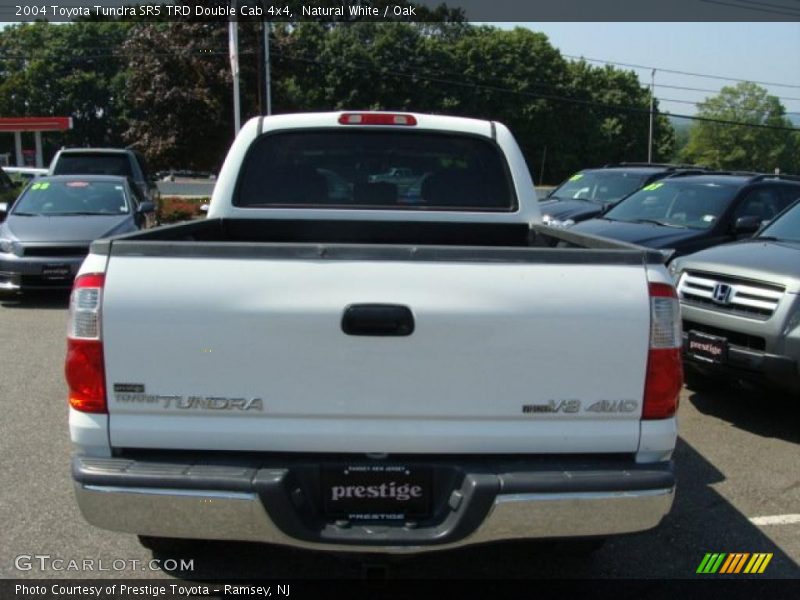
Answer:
[1,292,798,580]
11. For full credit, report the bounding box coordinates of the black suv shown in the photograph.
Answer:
[570,173,800,260]
[540,163,707,228]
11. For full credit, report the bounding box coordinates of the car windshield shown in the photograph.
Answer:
[235,130,516,211]
[52,153,133,177]
[604,181,738,229]
[758,200,800,242]
[11,180,130,216]
[549,171,650,203]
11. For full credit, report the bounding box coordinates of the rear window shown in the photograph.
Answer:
[234,130,516,211]
[53,153,133,178]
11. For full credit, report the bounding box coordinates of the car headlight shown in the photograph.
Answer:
[542,215,575,228]
[0,239,22,256]
[668,258,682,284]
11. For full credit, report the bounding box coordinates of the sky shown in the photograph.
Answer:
[509,22,800,120]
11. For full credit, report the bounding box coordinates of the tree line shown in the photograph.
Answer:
[0,18,797,182]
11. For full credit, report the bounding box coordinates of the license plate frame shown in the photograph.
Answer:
[41,263,71,280]
[687,330,728,364]
[321,464,432,522]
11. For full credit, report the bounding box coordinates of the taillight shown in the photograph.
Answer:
[338,113,417,126]
[65,273,106,413]
[643,282,683,419]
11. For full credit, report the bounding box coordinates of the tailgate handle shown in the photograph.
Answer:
[342,304,415,336]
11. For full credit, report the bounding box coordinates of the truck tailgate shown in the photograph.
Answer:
[102,254,650,454]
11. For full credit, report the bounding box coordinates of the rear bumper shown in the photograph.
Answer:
[72,455,674,553]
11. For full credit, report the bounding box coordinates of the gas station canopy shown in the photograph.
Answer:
[0,117,73,167]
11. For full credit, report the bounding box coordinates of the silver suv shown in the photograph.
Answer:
[670,193,800,393]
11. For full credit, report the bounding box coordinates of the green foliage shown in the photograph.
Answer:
[121,21,240,171]
[0,21,133,158]
[0,19,678,182]
[158,196,209,223]
[680,82,800,173]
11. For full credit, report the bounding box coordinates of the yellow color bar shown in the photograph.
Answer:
[744,553,773,574]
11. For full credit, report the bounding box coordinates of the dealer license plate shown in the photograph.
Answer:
[687,330,728,364]
[41,263,71,280]
[321,464,432,521]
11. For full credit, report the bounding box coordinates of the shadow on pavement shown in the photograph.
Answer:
[0,290,70,310]
[688,386,800,445]
[148,438,798,580]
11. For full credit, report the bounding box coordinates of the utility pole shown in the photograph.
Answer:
[229,14,241,135]
[264,19,272,115]
[539,146,547,185]
[648,69,656,163]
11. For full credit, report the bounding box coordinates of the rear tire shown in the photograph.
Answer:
[558,537,606,556]
[137,535,197,555]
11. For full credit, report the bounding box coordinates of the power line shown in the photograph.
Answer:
[562,54,800,90]
[655,82,800,104]
[273,50,800,133]
[658,95,800,115]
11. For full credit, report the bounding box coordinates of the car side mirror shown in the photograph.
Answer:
[137,201,156,214]
[0,202,7,222]
[734,215,762,235]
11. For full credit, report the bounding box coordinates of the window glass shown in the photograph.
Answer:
[53,154,133,178]
[550,171,650,204]
[235,130,516,211]
[605,181,738,229]
[759,200,800,242]
[11,180,130,215]
[734,187,792,223]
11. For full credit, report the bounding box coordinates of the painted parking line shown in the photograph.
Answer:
[749,514,800,526]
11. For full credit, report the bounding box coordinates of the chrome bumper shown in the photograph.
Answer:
[73,459,674,554]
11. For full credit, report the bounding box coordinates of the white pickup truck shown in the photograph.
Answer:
[66,112,681,554]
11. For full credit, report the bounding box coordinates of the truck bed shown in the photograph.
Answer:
[93,218,663,455]
[91,217,664,264]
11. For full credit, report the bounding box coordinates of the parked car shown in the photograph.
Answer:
[48,147,161,207]
[569,173,800,260]
[0,165,21,221]
[67,111,680,555]
[0,175,155,293]
[670,198,800,393]
[540,163,707,228]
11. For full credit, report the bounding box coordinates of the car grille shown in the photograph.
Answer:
[678,271,784,320]
[683,320,766,351]
[22,246,89,257]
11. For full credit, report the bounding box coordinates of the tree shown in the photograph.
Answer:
[680,82,800,173]
[122,20,261,171]
[559,61,674,179]
[0,21,132,159]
